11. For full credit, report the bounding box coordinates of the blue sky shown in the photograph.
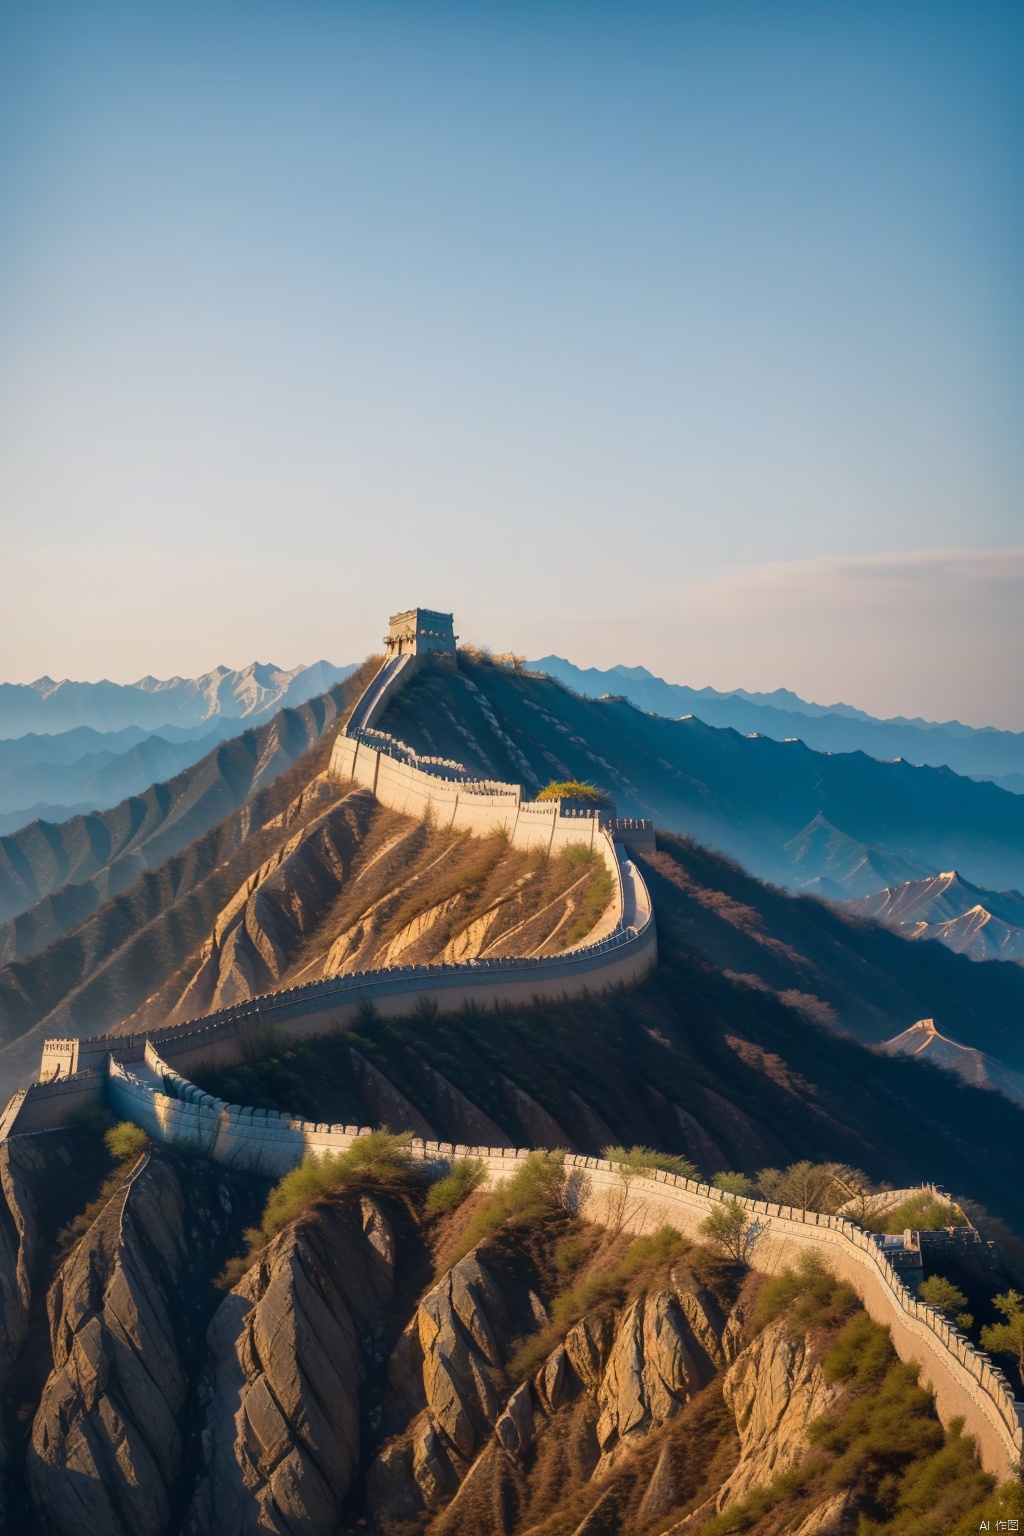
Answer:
[1,1,1022,724]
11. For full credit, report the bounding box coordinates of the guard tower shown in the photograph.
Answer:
[384,608,457,658]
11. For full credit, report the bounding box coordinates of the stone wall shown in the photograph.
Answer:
[78,1048,1024,1480]
[12,661,1014,1473]
[1,1071,105,1134]
[330,731,627,898]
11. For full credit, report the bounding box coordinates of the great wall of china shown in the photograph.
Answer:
[2,607,1022,1478]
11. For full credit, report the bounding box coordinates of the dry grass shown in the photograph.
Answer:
[509,1225,689,1382]
[437,1152,567,1274]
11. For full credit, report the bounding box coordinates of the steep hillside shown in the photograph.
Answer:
[378,654,1024,893]
[0,1134,1016,1535]
[0,667,379,1094]
[880,1019,1024,1106]
[846,870,1024,963]
[190,836,1024,1234]
[0,723,610,1096]
[0,664,378,951]
[124,790,611,1030]
[535,653,1024,789]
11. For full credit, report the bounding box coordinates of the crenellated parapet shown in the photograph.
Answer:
[44,1032,1024,1479]
[11,628,1017,1473]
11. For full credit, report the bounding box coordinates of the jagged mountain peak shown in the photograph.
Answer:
[881,1017,1024,1106]
[846,870,1024,966]
[0,659,358,740]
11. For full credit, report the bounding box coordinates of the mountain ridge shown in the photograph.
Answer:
[530,654,1024,787]
[0,659,357,737]
[846,871,1024,964]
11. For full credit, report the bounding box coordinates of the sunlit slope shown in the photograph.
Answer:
[188,831,1024,1235]
[0,665,377,959]
[847,870,1024,963]
[122,787,611,1031]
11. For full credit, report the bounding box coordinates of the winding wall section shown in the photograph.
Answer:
[3,655,1021,1478]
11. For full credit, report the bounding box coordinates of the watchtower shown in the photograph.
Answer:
[384,608,457,658]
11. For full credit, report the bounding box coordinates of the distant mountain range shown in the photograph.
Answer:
[880,1017,1024,1106]
[0,660,357,738]
[0,662,358,835]
[531,656,1024,793]
[847,871,1024,964]
[381,657,1024,897]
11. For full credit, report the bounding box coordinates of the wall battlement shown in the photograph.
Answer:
[3,628,1012,1478]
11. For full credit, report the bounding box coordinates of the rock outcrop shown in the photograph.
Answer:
[717,1316,836,1510]
[369,1250,515,1520]
[28,1154,192,1536]
[0,1135,46,1381]
[0,1133,53,1509]
[177,790,377,1013]
[191,1194,395,1536]
[595,1290,714,1467]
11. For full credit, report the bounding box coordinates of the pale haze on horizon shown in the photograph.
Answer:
[1,2,1022,728]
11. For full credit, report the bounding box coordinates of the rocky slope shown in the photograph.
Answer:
[0,1130,1013,1535]
[0,668,382,1096]
[133,786,610,1027]
[0,673,369,942]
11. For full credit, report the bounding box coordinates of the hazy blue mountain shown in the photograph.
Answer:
[0,727,233,821]
[381,654,1024,895]
[0,659,358,738]
[530,655,1024,788]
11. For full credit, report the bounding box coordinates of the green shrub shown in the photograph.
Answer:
[260,1131,413,1247]
[603,1145,699,1180]
[758,1160,871,1216]
[704,1285,1017,1536]
[866,1192,968,1234]
[104,1121,149,1163]
[981,1290,1024,1377]
[917,1275,972,1330]
[56,1119,151,1252]
[699,1199,754,1263]
[442,1152,566,1271]
[754,1251,859,1332]
[511,1225,686,1381]
[535,780,611,806]
[714,1171,756,1196]
[425,1157,486,1217]
[699,1470,810,1535]
[555,1233,589,1272]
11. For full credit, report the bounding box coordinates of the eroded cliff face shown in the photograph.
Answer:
[2,1140,868,1536]
[24,1151,260,1536]
[28,1155,192,1536]
[716,1317,837,1511]
[0,1136,49,1507]
[190,1194,396,1536]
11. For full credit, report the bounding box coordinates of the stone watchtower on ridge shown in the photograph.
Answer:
[384,608,457,658]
